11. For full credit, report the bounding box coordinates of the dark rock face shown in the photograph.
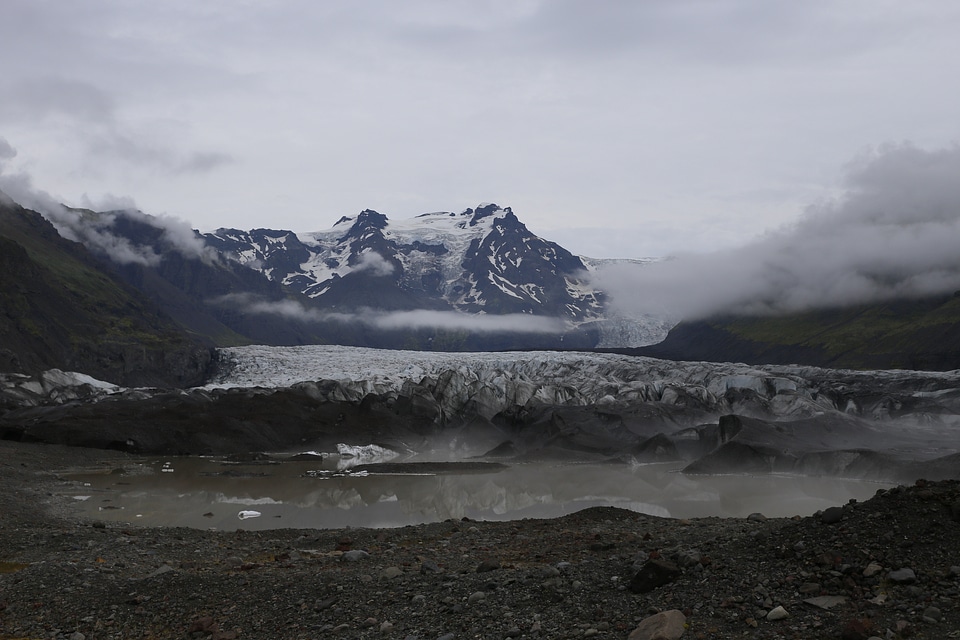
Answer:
[455,208,598,319]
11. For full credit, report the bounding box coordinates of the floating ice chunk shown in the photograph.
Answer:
[216,496,282,506]
[336,443,399,461]
[303,468,370,478]
[237,510,262,520]
[73,495,91,501]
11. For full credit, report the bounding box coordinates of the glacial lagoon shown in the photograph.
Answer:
[66,456,893,531]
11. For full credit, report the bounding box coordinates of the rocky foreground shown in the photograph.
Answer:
[2,441,959,640]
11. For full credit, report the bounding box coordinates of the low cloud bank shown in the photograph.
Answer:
[214,293,566,334]
[0,137,212,265]
[595,143,960,320]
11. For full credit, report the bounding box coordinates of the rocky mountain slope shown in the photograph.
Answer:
[0,194,211,387]
[17,199,670,353]
[206,204,603,321]
[636,294,960,371]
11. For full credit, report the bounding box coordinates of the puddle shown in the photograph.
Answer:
[66,457,894,530]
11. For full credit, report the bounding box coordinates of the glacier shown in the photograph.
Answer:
[5,345,960,483]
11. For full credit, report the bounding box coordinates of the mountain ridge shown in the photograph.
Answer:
[206,203,605,323]
[0,195,212,386]
[634,293,960,371]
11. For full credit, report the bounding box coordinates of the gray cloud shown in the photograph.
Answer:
[352,250,396,277]
[369,309,565,334]
[0,144,213,265]
[85,131,235,176]
[0,137,16,160]
[215,294,565,334]
[595,143,960,319]
[0,78,116,124]
[2,2,960,256]
[0,141,74,223]
[39,205,218,267]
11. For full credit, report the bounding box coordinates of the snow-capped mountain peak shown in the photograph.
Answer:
[206,203,605,323]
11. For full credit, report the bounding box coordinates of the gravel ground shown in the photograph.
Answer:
[1,440,959,640]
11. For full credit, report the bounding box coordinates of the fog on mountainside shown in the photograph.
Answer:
[595,143,960,321]
[7,138,960,340]
[0,137,211,266]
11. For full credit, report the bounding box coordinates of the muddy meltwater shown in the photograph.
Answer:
[64,457,893,531]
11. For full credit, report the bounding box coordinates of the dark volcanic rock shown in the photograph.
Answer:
[628,558,682,593]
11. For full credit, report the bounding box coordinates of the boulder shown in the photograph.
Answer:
[628,609,686,640]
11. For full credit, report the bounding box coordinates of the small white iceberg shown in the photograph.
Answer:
[216,496,282,506]
[336,443,398,461]
[237,510,262,520]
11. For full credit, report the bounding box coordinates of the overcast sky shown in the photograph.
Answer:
[1,1,959,258]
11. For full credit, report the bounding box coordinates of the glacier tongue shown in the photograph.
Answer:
[207,344,960,428]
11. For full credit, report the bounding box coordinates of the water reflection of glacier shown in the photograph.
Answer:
[68,459,893,531]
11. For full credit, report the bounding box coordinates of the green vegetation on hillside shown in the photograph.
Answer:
[639,293,960,371]
[0,199,211,386]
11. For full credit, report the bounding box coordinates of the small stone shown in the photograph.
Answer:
[467,591,486,604]
[360,617,377,628]
[144,564,174,579]
[766,605,789,621]
[381,566,403,579]
[341,550,370,562]
[922,606,942,622]
[627,609,686,640]
[505,627,522,638]
[68,633,86,640]
[888,568,916,584]
[477,558,500,572]
[420,558,441,574]
[804,595,847,610]
[839,618,875,640]
[798,582,821,594]
[379,621,394,632]
[862,562,883,577]
[746,512,767,521]
[584,629,599,637]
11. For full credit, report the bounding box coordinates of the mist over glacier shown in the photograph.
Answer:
[595,144,960,320]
